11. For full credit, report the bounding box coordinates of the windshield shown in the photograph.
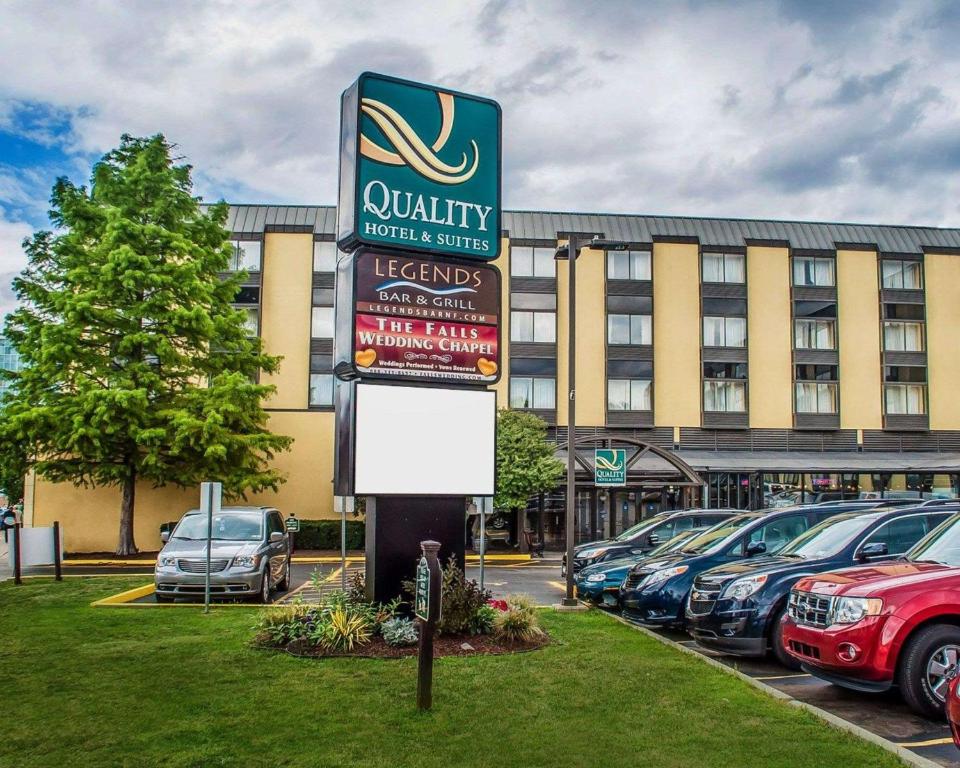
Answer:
[779,513,875,560]
[173,512,263,542]
[648,530,699,557]
[681,514,760,555]
[615,514,669,542]
[907,514,960,566]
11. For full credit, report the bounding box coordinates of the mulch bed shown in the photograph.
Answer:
[276,633,549,659]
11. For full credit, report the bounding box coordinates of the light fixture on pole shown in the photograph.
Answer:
[554,236,629,606]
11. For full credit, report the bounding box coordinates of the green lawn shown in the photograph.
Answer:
[0,578,904,768]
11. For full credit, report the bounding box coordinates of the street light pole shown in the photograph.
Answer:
[563,235,578,606]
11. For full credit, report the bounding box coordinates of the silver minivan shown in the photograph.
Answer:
[154,506,290,603]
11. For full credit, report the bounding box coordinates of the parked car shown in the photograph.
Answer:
[618,502,890,628]
[947,673,960,748]
[561,508,737,577]
[687,504,956,668]
[155,506,290,603]
[781,511,960,718]
[575,528,704,606]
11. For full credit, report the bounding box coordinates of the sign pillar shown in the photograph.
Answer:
[415,540,442,711]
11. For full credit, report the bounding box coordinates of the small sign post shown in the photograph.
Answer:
[415,540,442,711]
[200,481,222,614]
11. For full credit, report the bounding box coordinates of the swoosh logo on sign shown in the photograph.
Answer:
[596,456,623,471]
[374,280,477,296]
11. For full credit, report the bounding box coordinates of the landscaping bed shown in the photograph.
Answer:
[284,632,548,659]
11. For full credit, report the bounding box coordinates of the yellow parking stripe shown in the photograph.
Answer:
[896,737,954,748]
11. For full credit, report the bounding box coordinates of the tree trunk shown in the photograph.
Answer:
[517,507,529,554]
[116,471,138,556]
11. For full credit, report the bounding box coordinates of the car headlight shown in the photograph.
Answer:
[233,554,261,569]
[724,574,768,601]
[832,596,883,625]
[158,556,177,568]
[579,548,608,561]
[586,573,606,583]
[639,565,688,589]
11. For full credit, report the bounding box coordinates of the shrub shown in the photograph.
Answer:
[293,519,364,550]
[467,603,498,636]
[253,603,315,647]
[347,571,366,604]
[437,556,492,635]
[493,594,545,643]
[310,605,372,652]
[381,617,419,647]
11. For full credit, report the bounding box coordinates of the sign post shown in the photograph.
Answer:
[200,481,222,614]
[415,540,442,711]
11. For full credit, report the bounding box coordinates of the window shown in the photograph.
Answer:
[795,382,838,414]
[234,286,260,304]
[793,257,835,286]
[703,316,746,347]
[703,381,746,412]
[268,512,286,536]
[883,321,924,352]
[309,373,334,407]
[702,252,745,283]
[703,362,747,379]
[311,307,334,338]
[882,303,924,321]
[795,364,837,381]
[511,246,555,278]
[510,310,556,343]
[702,298,746,315]
[229,241,262,272]
[881,259,923,289]
[240,307,259,337]
[313,241,337,272]
[509,377,555,409]
[608,314,652,345]
[794,319,835,349]
[607,250,651,281]
[747,514,810,554]
[608,379,652,411]
[885,384,926,415]
[861,515,930,557]
[884,366,926,383]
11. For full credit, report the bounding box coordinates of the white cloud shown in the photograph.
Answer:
[0,214,31,318]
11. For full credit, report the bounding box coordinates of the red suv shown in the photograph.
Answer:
[782,511,960,718]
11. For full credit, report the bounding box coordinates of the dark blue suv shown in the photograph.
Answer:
[685,503,958,667]
[618,502,894,628]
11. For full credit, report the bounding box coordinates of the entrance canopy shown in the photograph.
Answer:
[556,437,704,487]
[678,450,960,474]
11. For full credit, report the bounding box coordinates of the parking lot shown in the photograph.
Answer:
[27,555,960,766]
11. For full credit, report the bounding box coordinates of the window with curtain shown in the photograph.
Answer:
[511,246,556,277]
[608,379,652,411]
[702,252,745,283]
[703,316,746,347]
[794,319,836,349]
[229,240,262,272]
[240,307,259,337]
[313,241,337,272]
[883,321,924,352]
[795,382,838,414]
[607,250,652,280]
[881,259,923,289]
[608,314,652,345]
[510,310,556,343]
[793,256,835,286]
[703,380,747,412]
[309,373,334,407]
[311,306,334,338]
[509,377,556,409]
[884,384,926,414]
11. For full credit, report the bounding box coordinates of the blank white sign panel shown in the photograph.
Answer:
[354,384,496,495]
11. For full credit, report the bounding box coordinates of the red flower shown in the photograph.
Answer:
[488,599,508,612]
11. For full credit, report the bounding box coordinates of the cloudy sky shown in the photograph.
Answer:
[1,0,960,316]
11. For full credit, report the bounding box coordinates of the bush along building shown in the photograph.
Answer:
[24,206,960,552]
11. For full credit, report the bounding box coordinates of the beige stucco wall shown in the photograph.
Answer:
[925,253,960,429]
[837,249,882,429]
[653,242,701,427]
[747,246,793,428]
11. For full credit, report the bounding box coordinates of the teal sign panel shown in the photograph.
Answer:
[595,448,627,487]
[338,72,502,261]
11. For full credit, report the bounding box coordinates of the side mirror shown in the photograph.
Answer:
[160,531,170,544]
[858,541,888,561]
[269,531,286,543]
[647,534,660,546]
[745,540,767,557]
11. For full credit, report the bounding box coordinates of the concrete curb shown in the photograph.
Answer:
[603,609,943,768]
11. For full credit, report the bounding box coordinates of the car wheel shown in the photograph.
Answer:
[259,568,272,604]
[277,561,290,592]
[899,624,960,719]
[770,606,801,670]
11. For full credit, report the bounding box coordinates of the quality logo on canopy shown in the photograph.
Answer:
[338,72,501,261]
[595,448,627,487]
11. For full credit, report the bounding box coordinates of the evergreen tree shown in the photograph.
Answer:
[1,134,292,554]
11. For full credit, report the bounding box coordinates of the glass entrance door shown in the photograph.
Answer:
[610,490,639,538]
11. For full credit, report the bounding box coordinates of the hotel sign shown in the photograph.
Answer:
[595,449,627,487]
[335,248,501,384]
[337,72,502,261]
